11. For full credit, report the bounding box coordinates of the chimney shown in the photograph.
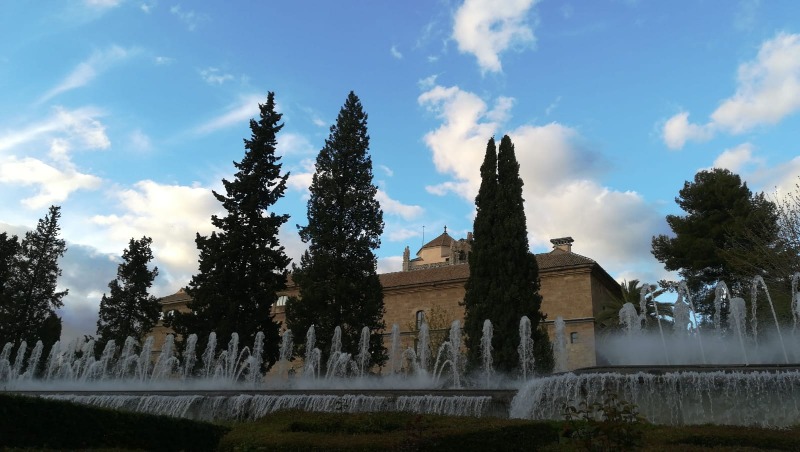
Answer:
[550,237,574,253]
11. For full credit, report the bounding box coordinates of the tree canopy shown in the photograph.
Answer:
[169,92,291,371]
[463,135,552,374]
[651,168,779,318]
[96,236,160,349]
[286,91,386,368]
[0,206,66,347]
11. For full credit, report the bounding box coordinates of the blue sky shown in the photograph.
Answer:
[2,0,799,341]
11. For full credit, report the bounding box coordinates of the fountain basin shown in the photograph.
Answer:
[10,388,516,421]
[511,366,800,427]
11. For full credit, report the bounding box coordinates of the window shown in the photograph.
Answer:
[416,310,426,329]
[276,295,288,307]
[570,332,579,344]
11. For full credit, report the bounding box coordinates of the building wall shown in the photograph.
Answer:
[155,262,618,371]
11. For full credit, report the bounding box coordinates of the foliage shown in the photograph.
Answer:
[561,392,647,451]
[0,393,228,451]
[286,91,386,368]
[0,205,66,347]
[651,168,779,319]
[169,92,291,371]
[218,410,560,452]
[463,135,550,374]
[595,280,670,332]
[722,176,800,323]
[96,236,160,349]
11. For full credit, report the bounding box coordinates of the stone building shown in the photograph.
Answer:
[155,231,621,371]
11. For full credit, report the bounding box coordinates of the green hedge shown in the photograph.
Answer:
[0,393,229,451]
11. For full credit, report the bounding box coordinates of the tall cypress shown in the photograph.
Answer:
[463,137,499,369]
[286,91,386,368]
[170,92,290,371]
[495,135,551,374]
[96,236,160,349]
[463,135,552,374]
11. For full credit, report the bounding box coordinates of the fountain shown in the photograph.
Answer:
[3,274,800,426]
[511,274,800,427]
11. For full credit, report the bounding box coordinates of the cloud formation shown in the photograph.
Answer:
[418,84,664,274]
[40,46,136,103]
[193,94,263,135]
[0,156,102,208]
[663,33,800,149]
[452,0,539,73]
[199,67,235,85]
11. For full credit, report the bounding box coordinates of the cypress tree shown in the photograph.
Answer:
[463,135,552,374]
[170,92,291,371]
[0,206,66,347]
[463,137,499,369]
[96,236,160,349]
[286,91,386,368]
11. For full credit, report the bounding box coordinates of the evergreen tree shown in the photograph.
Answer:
[96,236,160,348]
[0,232,20,306]
[286,91,386,367]
[651,168,778,318]
[0,206,66,347]
[169,92,291,370]
[463,137,499,368]
[463,135,552,374]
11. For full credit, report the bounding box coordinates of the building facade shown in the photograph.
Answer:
[155,231,621,371]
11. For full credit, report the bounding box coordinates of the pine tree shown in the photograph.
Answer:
[0,232,20,305]
[0,206,66,347]
[463,136,552,374]
[96,236,160,348]
[286,91,386,367]
[169,92,291,370]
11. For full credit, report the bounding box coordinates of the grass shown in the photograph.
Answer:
[219,411,800,451]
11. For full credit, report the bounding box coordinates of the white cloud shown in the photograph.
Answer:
[286,159,315,196]
[154,56,173,65]
[390,45,403,59]
[418,85,512,199]
[140,1,155,13]
[378,255,403,274]
[39,45,136,103]
[378,164,394,177]
[170,5,207,31]
[199,67,235,85]
[0,106,110,154]
[662,111,714,150]
[662,33,800,148]
[376,189,424,220]
[418,83,666,276]
[278,133,316,156]
[193,94,262,135]
[452,0,539,73]
[91,180,220,286]
[128,129,152,152]
[84,0,123,8]
[0,155,102,208]
[418,74,438,90]
[711,143,763,173]
[386,226,421,242]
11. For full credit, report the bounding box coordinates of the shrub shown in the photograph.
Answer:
[561,392,647,451]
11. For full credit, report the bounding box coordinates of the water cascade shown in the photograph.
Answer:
[553,317,567,373]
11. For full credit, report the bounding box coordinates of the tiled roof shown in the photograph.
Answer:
[416,231,453,254]
[379,250,597,289]
[160,288,191,304]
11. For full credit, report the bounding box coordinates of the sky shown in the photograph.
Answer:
[1,0,799,342]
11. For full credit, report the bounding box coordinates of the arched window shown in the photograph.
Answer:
[570,332,579,344]
[416,310,426,329]
[276,295,288,307]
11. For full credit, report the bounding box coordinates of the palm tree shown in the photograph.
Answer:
[595,280,670,332]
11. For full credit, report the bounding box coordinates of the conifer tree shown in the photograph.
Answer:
[169,92,291,370]
[463,137,499,368]
[463,136,552,374]
[0,206,66,347]
[96,236,160,348]
[286,91,386,367]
